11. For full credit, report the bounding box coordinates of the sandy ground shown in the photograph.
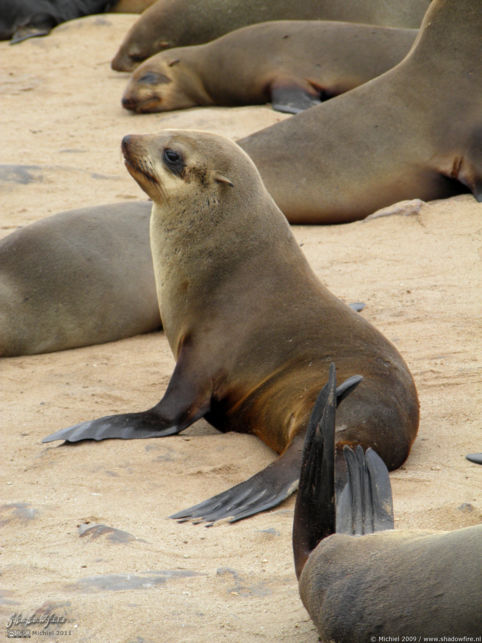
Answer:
[1,13,481,643]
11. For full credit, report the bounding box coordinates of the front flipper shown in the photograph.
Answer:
[42,335,212,444]
[171,368,363,525]
[270,78,322,114]
[170,434,304,525]
[42,410,181,443]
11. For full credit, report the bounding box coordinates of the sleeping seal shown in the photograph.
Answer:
[122,21,416,115]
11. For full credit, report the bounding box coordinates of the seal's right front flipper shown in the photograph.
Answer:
[42,336,213,444]
[337,445,394,535]
[42,410,182,443]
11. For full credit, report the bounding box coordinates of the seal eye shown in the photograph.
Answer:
[139,72,161,85]
[162,147,185,177]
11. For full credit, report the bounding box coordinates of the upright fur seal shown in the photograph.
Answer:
[43,130,419,524]
[111,0,429,71]
[122,21,416,115]
[295,364,481,640]
[0,0,115,43]
[239,0,482,223]
[0,201,158,356]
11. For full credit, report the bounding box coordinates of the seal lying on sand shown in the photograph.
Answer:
[43,131,418,524]
[239,0,482,223]
[0,201,158,356]
[122,21,416,115]
[111,0,429,71]
[295,364,481,640]
[111,0,156,12]
[0,0,115,43]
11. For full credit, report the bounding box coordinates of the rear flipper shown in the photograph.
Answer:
[293,364,392,577]
[337,445,394,535]
[270,78,322,114]
[171,367,362,525]
[466,453,482,465]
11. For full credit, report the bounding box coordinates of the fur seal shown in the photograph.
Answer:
[43,130,419,524]
[239,0,482,223]
[111,0,156,12]
[0,0,115,43]
[121,21,416,115]
[294,364,481,640]
[111,0,429,71]
[0,201,159,357]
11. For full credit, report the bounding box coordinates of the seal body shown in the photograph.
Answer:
[44,130,418,524]
[111,0,156,12]
[0,201,158,356]
[294,366,481,641]
[239,0,482,223]
[122,21,416,114]
[111,0,429,71]
[0,0,115,43]
[300,527,482,640]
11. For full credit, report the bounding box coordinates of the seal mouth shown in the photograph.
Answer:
[121,137,157,184]
[121,136,167,202]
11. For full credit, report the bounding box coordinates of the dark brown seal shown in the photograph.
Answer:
[0,0,115,43]
[43,130,419,524]
[122,21,416,115]
[0,201,158,356]
[111,0,429,71]
[294,364,481,641]
[239,0,482,223]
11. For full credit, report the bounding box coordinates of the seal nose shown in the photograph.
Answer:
[121,135,133,156]
[122,95,137,111]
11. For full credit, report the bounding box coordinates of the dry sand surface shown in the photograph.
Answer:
[1,13,481,643]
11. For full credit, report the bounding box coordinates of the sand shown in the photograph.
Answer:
[1,13,481,643]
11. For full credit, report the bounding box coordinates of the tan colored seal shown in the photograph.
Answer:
[294,365,481,640]
[43,130,419,524]
[111,0,429,71]
[0,201,159,356]
[122,21,416,115]
[239,0,482,223]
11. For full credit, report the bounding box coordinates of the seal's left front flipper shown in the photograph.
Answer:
[170,433,304,525]
[171,369,363,525]
[270,78,322,114]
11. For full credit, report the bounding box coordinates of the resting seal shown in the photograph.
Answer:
[0,0,115,43]
[239,0,482,223]
[111,0,429,71]
[43,130,419,524]
[294,365,481,640]
[0,201,158,356]
[111,0,156,12]
[122,21,416,115]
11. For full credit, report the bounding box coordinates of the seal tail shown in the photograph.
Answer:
[293,363,393,578]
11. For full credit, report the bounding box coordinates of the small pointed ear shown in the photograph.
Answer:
[168,58,181,67]
[213,171,234,188]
